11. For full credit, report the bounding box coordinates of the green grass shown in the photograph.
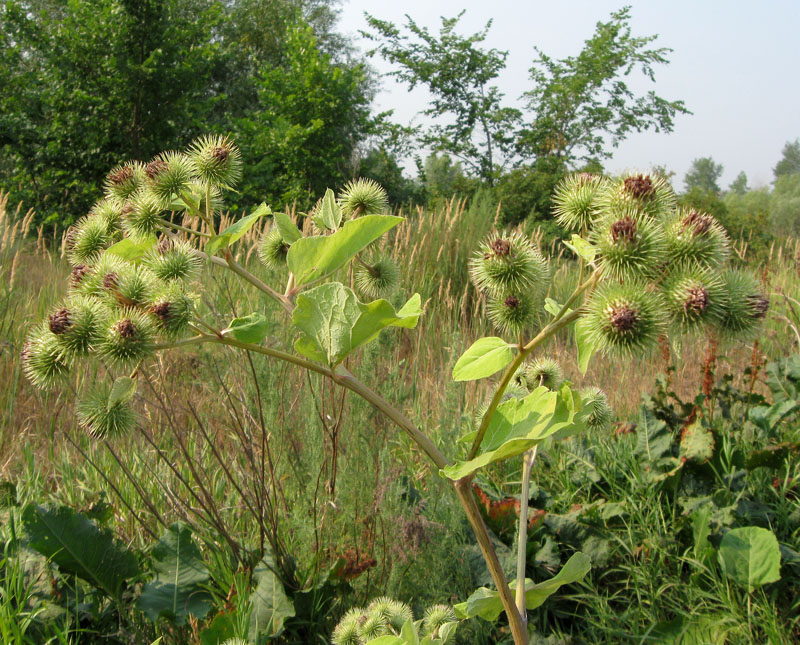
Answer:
[1,193,799,643]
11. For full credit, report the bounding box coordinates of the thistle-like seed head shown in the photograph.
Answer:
[578,386,613,431]
[715,269,769,339]
[98,309,156,367]
[104,161,145,203]
[524,357,564,390]
[97,263,159,309]
[72,253,126,298]
[76,383,138,439]
[331,609,363,645]
[143,240,201,282]
[22,325,72,389]
[67,215,110,264]
[585,281,667,357]
[552,173,605,232]
[257,228,290,269]
[70,264,91,289]
[148,285,193,339]
[600,172,676,219]
[338,178,389,218]
[145,151,194,205]
[487,291,536,337]
[90,198,124,236]
[663,208,730,270]
[187,134,242,189]
[51,296,108,357]
[663,267,726,333]
[123,190,164,240]
[354,256,400,300]
[470,232,550,297]
[591,206,666,280]
[358,611,388,640]
[423,604,457,637]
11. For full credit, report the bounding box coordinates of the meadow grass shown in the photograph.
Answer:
[1,192,799,643]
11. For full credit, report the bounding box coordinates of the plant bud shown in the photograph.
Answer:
[187,134,242,188]
[663,208,730,270]
[423,604,457,637]
[358,612,387,640]
[148,285,193,338]
[585,281,666,356]
[98,263,160,309]
[552,173,605,232]
[104,161,145,203]
[524,357,564,390]
[144,240,201,282]
[67,215,111,264]
[591,206,666,280]
[470,232,549,297]
[487,292,536,336]
[600,172,676,219]
[663,268,726,333]
[715,269,769,339]
[22,325,72,389]
[76,383,138,439]
[354,256,400,299]
[50,296,107,357]
[145,151,194,205]
[257,228,290,269]
[89,198,125,237]
[98,309,156,367]
[338,178,388,218]
[123,190,164,240]
[578,386,613,431]
[331,609,363,645]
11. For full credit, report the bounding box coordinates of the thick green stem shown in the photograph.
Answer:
[515,446,538,620]
[222,250,293,314]
[455,479,528,645]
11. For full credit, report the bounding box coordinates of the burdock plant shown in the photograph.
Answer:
[22,142,766,645]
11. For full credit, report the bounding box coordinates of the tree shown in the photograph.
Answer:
[773,138,800,179]
[234,22,374,208]
[729,171,749,195]
[770,173,800,237]
[363,12,521,185]
[684,157,724,194]
[520,6,689,168]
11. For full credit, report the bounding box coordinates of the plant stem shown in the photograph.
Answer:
[454,478,528,645]
[515,446,538,621]
[159,219,212,238]
[222,250,293,314]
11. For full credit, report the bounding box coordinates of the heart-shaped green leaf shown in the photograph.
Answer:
[718,526,781,592]
[287,215,403,285]
[205,203,271,256]
[273,212,301,244]
[223,312,270,344]
[442,384,580,480]
[452,337,515,381]
[293,283,421,366]
[454,552,590,621]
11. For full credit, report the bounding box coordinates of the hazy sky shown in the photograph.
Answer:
[338,0,800,189]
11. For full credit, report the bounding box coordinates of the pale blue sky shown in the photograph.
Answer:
[338,1,800,189]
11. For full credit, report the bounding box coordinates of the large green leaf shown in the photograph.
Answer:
[21,503,139,598]
[287,215,403,285]
[454,552,590,621]
[205,203,271,256]
[442,385,580,480]
[137,523,213,625]
[452,337,515,382]
[106,236,157,262]
[273,212,301,244]
[223,312,270,344]
[248,554,296,643]
[718,526,781,591]
[293,283,421,366]
[575,318,598,375]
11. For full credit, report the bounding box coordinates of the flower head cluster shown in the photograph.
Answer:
[332,598,457,645]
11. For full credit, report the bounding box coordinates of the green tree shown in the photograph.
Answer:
[356,147,422,206]
[684,157,724,194]
[0,0,224,223]
[729,171,749,195]
[520,6,688,167]
[363,12,521,184]
[722,187,772,257]
[235,22,374,208]
[773,138,800,179]
[770,173,800,236]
